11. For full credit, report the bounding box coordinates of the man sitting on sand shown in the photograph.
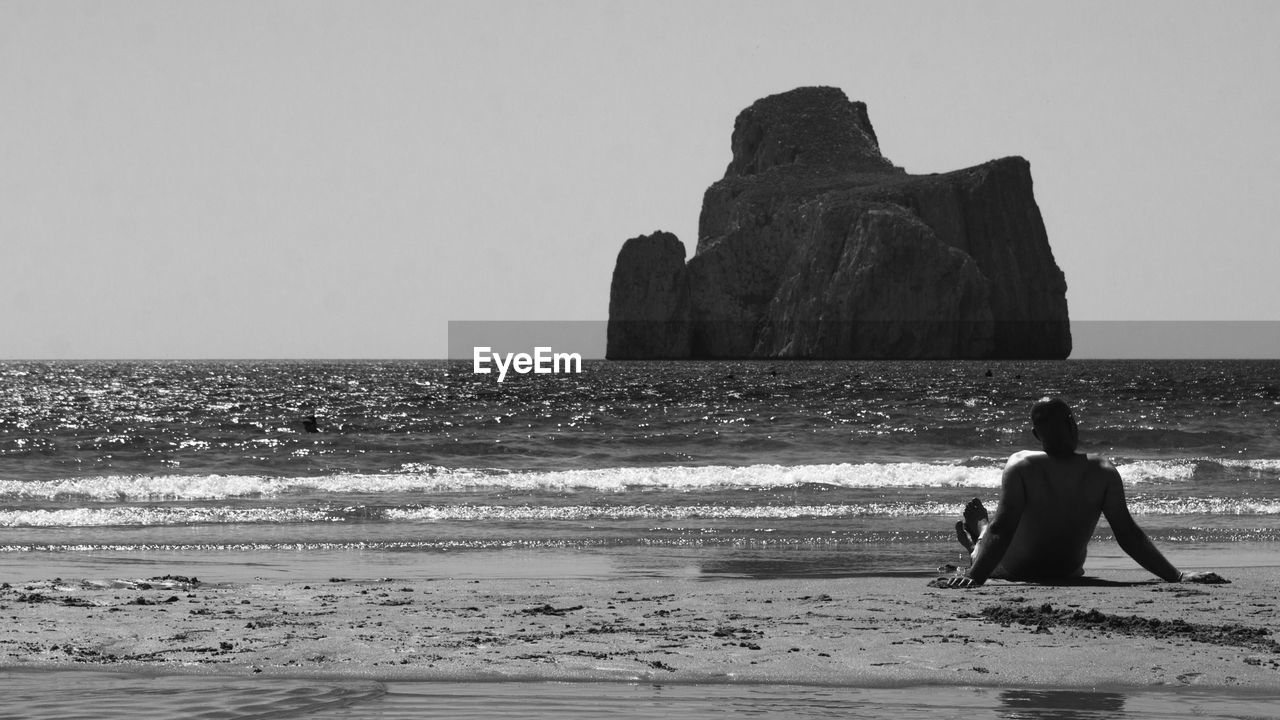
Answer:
[938,397,1225,588]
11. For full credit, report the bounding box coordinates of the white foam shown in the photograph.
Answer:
[1116,457,1280,483]
[1127,497,1280,515]
[0,468,485,501]
[1220,458,1280,472]
[460,463,1002,492]
[385,501,962,522]
[1114,459,1199,484]
[0,463,1004,501]
[5,456,1270,502]
[0,506,333,527]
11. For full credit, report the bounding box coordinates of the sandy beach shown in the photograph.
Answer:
[2,568,1277,690]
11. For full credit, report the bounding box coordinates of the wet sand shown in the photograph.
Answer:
[2,568,1278,689]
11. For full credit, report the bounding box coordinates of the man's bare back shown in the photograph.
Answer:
[985,450,1115,579]
[938,397,1225,588]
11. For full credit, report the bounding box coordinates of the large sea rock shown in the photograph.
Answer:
[607,86,1071,359]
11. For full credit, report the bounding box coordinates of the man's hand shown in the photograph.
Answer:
[1179,571,1229,584]
[927,575,984,589]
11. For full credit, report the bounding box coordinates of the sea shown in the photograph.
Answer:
[3,359,1279,718]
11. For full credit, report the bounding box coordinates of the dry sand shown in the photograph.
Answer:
[2,569,1278,689]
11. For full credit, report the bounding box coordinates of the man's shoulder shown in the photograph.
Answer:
[1006,451,1118,474]
[1083,454,1115,468]
[1005,450,1044,469]
[1082,454,1122,477]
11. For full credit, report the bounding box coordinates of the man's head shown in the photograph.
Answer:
[1031,396,1078,457]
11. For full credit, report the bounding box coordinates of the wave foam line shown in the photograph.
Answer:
[1117,458,1280,484]
[2,457,1274,501]
[1127,497,1280,515]
[0,537,867,553]
[385,502,964,522]
[1114,460,1200,484]
[1220,459,1280,472]
[0,464,998,500]
[0,469,479,501]
[2,502,962,527]
[388,498,1280,520]
[8,496,1278,528]
[0,507,335,528]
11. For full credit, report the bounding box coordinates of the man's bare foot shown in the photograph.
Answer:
[957,498,989,550]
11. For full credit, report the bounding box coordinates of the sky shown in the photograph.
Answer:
[2,1,1278,359]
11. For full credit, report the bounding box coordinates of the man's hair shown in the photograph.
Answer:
[1031,397,1074,425]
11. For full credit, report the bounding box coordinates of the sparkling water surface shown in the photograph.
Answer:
[2,360,1278,562]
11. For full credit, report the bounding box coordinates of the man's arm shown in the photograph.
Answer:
[1100,464,1182,582]
[949,456,1028,587]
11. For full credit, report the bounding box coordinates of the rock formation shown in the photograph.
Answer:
[607,86,1071,359]
[606,231,690,360]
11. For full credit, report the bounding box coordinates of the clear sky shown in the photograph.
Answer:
[2,1,1277,359]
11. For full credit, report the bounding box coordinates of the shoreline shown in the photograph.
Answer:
[9,666,1280,701]
[9,671,1280,720]
[3,569,1279,690]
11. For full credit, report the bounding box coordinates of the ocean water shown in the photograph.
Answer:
[4,360,1280,718]
[2,359,1279,578]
